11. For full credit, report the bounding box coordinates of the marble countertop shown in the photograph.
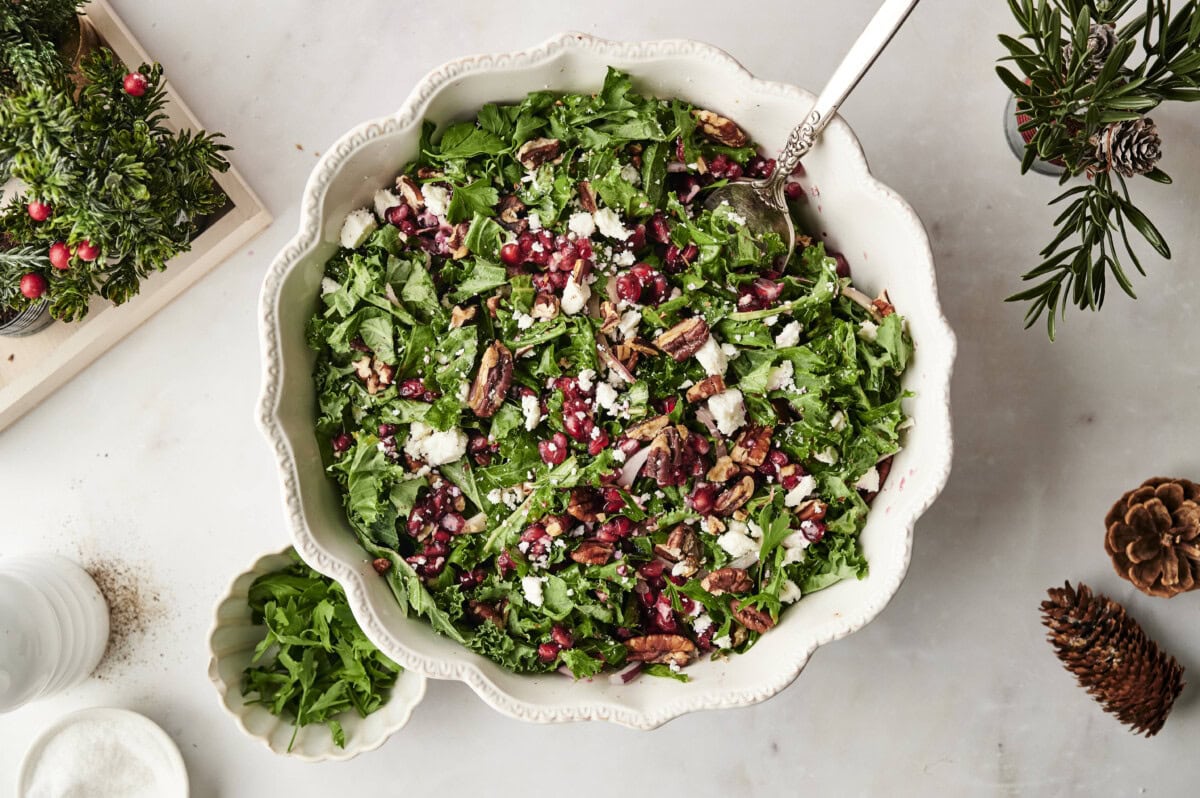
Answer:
[2,0,1198,795]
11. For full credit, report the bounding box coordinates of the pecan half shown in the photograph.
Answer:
[643,427,686,488]
[872,290,895,318]
[468,341,513,418]
[625,634,697,667]
[599,300,620,335]
[626,338,658,357]
[730,424,773,467]
[731,600,775,633]
[570,540,614,566]
[516,137,561,170]
[707,456,740,483]
[395,175,425,209]
[450,304,477,329]
[686,375,726,403]
[654,317,710,362]
[567,487,602,523]
[701,567,753,596]
[531,292,560,321]
[625,414,671,442]
[497,194,527,230]
[448,221,470,259]
[654,525,703,576]
[692,109,749,147]
[485,295,502,317]
[796,499,828,522]
[371,557,392,574]
[543,514,569,538]
[468,600,504,628]
[714,475,755,516]
[577,180,598,213]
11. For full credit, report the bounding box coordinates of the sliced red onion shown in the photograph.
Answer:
[694,406,728,459]
[666,161,689,173]
[610,662,643,685]
[841,285,879,318]
[558,665,576,678]
[617,445,651,487]
[597,339,635,384]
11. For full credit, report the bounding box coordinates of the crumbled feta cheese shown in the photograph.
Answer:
[619,162,641,185]
[593,207,630,240]
[859,320,879,342]
[486,488,503,504]
[339,208,377,249]
[515,312,535,330]
[521,393,542,432]
[775,321,802,348]
[720,343,739,360]
[568,211,596,238]
[423,184,450,217]
[374,189,401,220]
[712,634,732,650]
[855,466,881,494]
[521,576,544,607]
[764,315,779,326]
[527,212,542,231]
[403,421,467,467]
[561,279,590,315]
[615,309,642,341]
[784,475,818,507]
[814,447,838,465]
[782,546,808,565]
[830,410,847,431]
[694,336,728,376]
[692,614,713,636]
[708,389,746,435]
[320,277,341,295]
[766,360,794,392]
[782,530,812,551]
[594,382,618,414]
[747,520,764,540]
[613,250,636,267]
[577,368,595,392]
[780,579,803,604]
[456,382,469,402]
[716,528,758,559]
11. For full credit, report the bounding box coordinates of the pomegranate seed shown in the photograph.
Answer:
[551,625,575,648]
[563,412,593,442]
[737,290,763,312]
[625,224,646,252]
[458,570,478,588]
[497,550,515,576]
[378,424,397,438]
[768,449,789,467]
[832,252,852,278]
[689,484,716,514]
[122,72,148,96]
[48,242,71,271]
[784,182,805,201]
[521,523,548,543]
[538,432,569,466]
[648,213,671,244]
[554,377,579,398]
[26,201,51,222]
[500,242,522,266]
[331,433,352,453]
[433,529,452,544]
[639,561,665,579]
[615,272,643,304]
[657,396,677,415]
[782,473,801,490]
[751,278,783,304]
[398,378,425,399]
[602,487,625,513]
[549,270,569,290]
[537,642,561,662]
[441,513,466,534]
[587,430,610,456]
[667,573,687,587]
[681,244,698,264]
[19,273,47,299]
[386,204,412,226]
[800,519,827,543]
[630,263,654,282]
[692,436,710,455]
[648,274,670,305]
[372,558,391,574]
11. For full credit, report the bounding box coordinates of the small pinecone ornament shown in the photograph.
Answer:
[1105,477,1200,598]
[1041,582,1184,737]
[1091,117,1162,178]
[1063,23,1118,76]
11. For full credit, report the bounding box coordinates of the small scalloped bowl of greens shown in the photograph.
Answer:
[258,33,955,729]
[207,548,426,760]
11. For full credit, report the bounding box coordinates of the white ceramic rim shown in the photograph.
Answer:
[257,31,957,729]
[205,546,428,762]
[17,706,189,797]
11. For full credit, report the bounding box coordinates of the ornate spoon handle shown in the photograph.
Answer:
[763,0,921,199]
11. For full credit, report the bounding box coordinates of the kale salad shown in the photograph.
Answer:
[308,68,912,681]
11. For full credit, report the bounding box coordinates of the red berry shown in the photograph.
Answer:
[587,430,610,456]
[26,201,51,222]
[538,432,569,466]
[331,433,352,453]
[48,242,71,271]
[784,182,805,201]
[689,484,717,515]
[123,72,148,97]
[551,625,575,649]
[19,273,47,299]
[500,242,522,266]
[75,240,99,262]
[615,272,643,304]
[537,642,561,663]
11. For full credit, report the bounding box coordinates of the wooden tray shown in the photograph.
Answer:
[0,0,271,433]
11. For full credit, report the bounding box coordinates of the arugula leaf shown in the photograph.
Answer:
[446,179,500,224]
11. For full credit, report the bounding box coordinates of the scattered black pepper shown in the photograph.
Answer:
[84,557,166,679]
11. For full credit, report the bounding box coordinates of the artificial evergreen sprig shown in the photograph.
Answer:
[998,0,1200,338]
[0,0,83,93]
[0,49,230,321]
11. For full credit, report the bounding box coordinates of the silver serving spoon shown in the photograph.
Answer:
[705,0,921,259]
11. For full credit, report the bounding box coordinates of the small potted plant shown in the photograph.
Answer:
[997,0,1200,338]
[0,3,230,335]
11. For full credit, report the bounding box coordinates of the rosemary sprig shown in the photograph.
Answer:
[997,0,1200,338]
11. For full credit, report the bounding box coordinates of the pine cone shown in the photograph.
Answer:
[1105,477,1200,598]
[1063,23,1118,77]
[1091,117,1162,178]
[1041,582,1184,737]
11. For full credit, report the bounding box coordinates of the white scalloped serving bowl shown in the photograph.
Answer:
[257,32,955,729]
[207,548,427,761]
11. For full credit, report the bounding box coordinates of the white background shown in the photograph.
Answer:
[3,0,1199,795]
